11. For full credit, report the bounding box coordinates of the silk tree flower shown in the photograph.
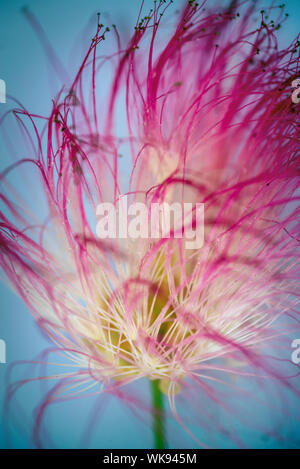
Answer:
[0,0,300,448]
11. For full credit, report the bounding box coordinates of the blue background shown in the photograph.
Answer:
[0,0,299,448]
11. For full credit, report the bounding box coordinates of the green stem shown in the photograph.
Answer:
[150,379,166,449]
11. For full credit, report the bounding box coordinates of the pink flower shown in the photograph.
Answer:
[1,0,300,448]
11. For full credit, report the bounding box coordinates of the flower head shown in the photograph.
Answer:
[1,0,300,448]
